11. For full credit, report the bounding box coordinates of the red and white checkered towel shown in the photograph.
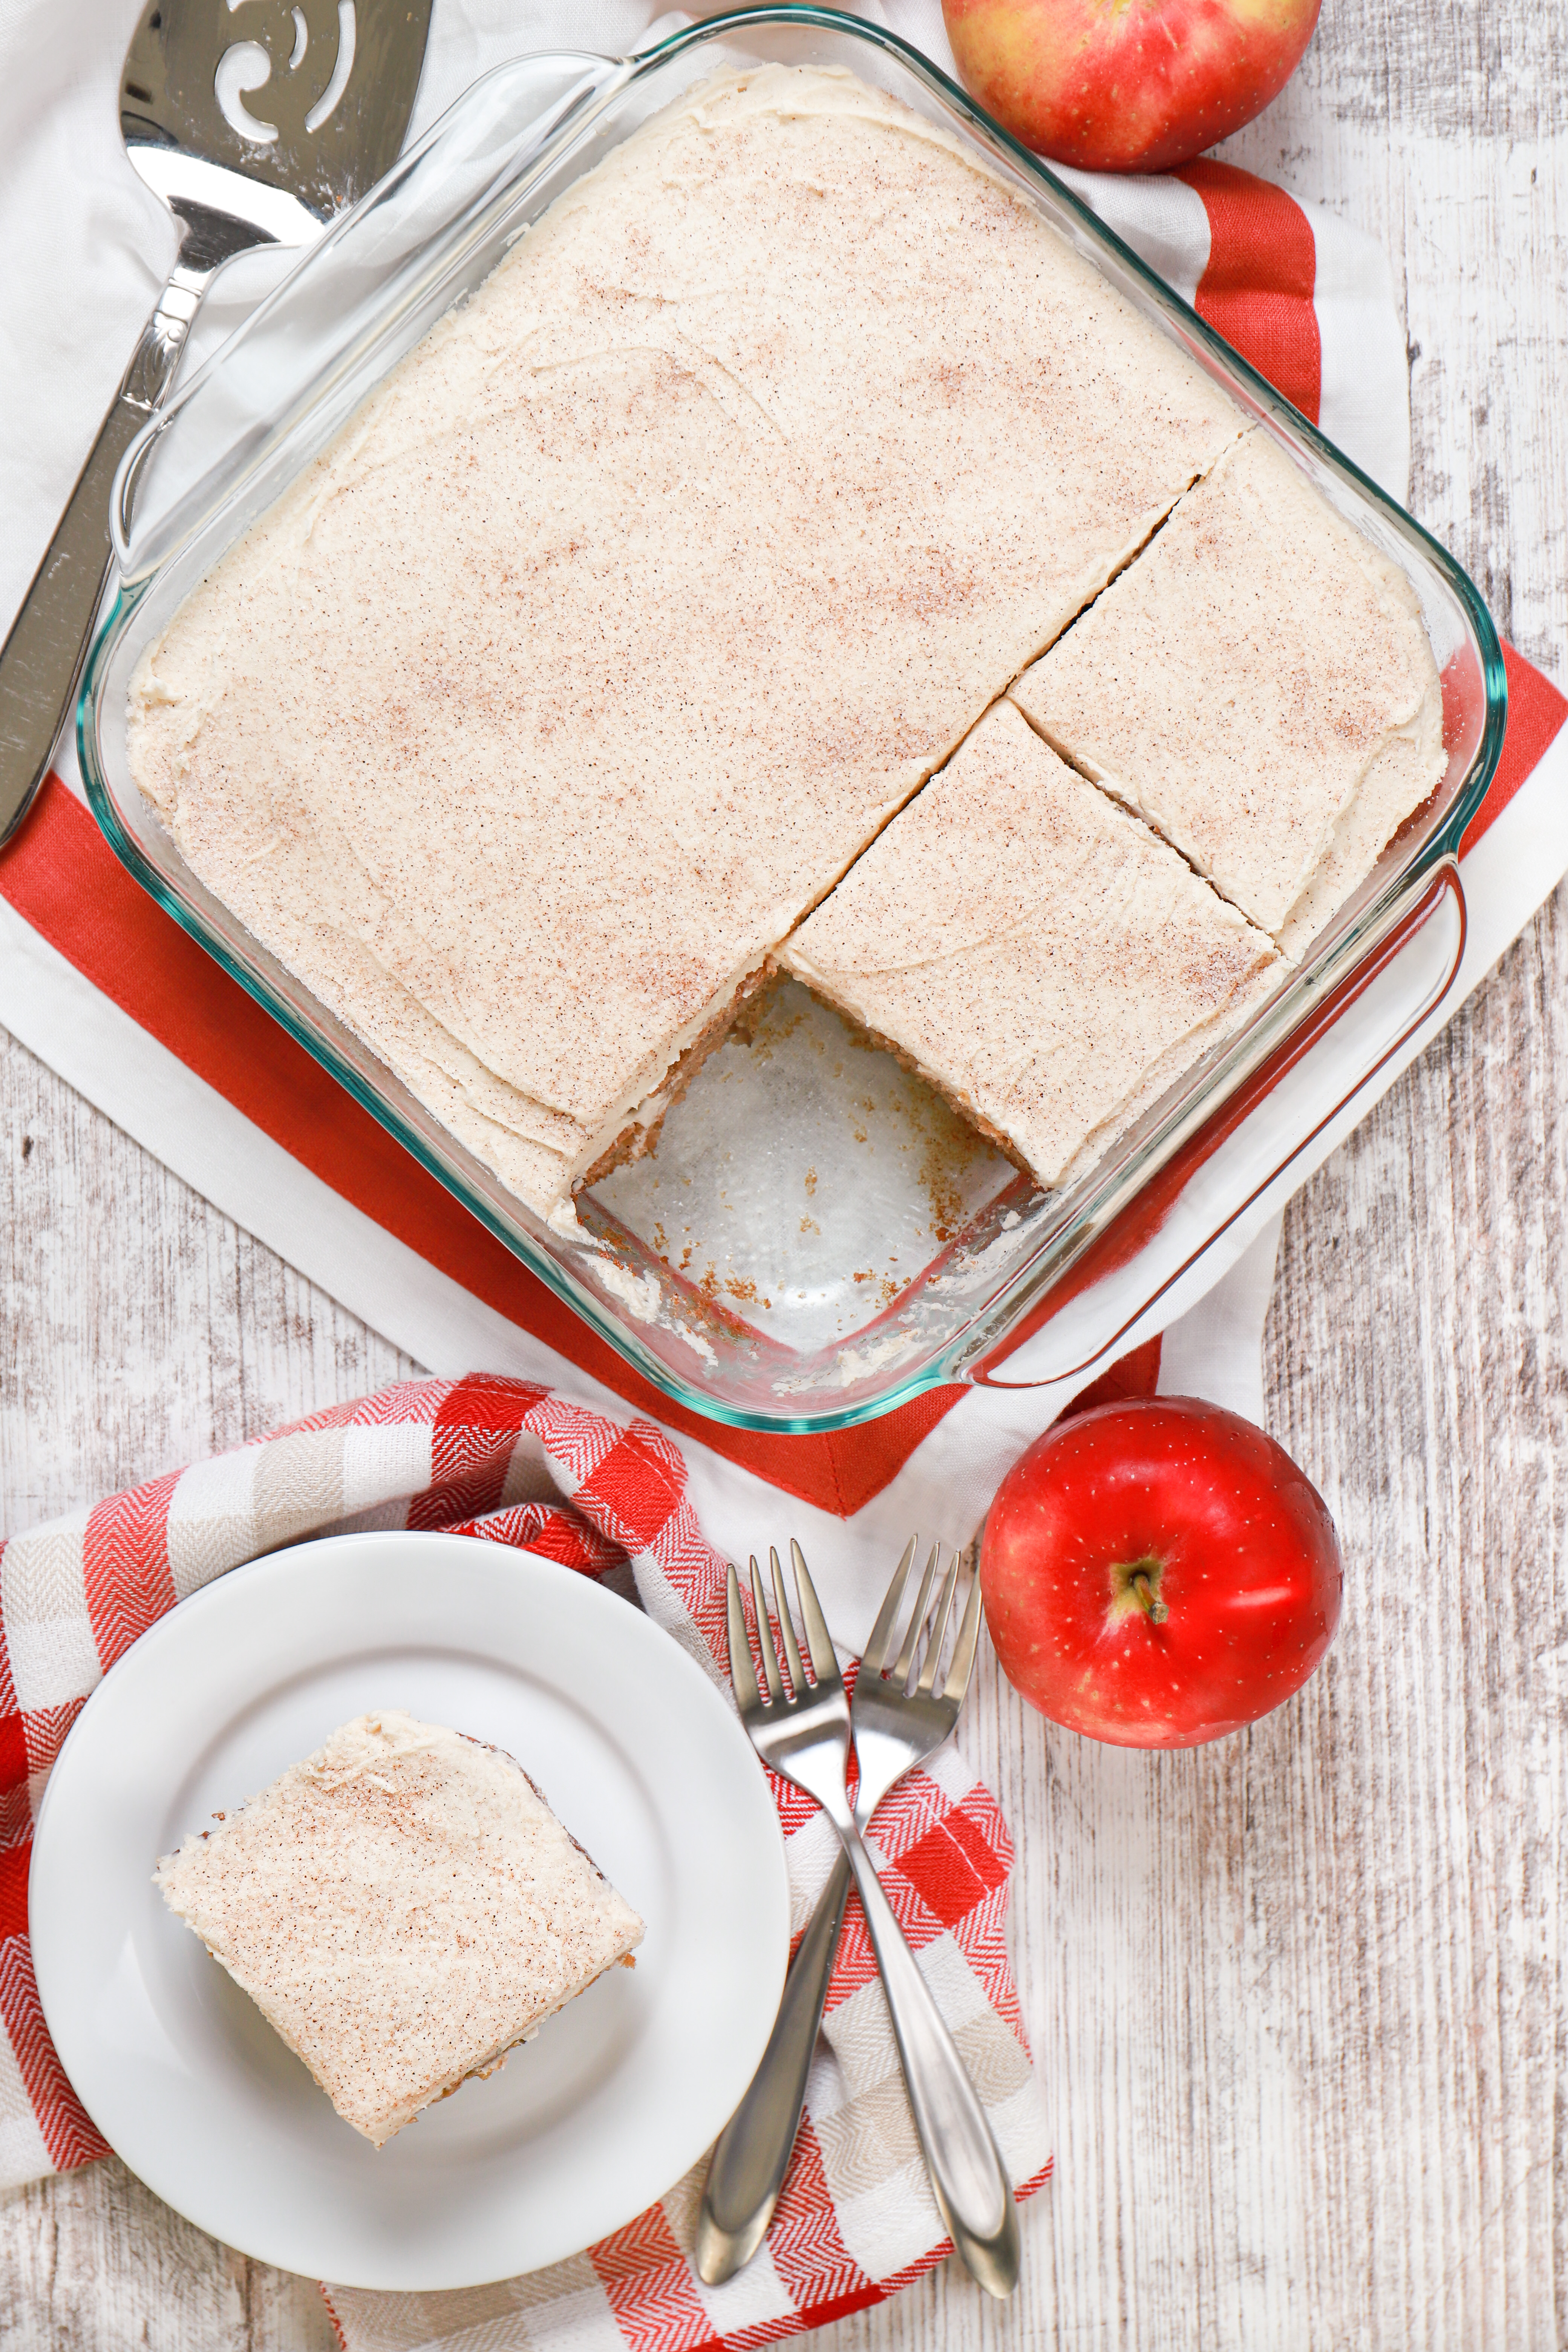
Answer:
[5,0,1565,1592]
[0,1373,1051,2346]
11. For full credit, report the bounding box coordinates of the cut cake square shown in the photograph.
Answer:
[126,63,1243,1221]
[1010,428,1447,954]
[154,1710,644,2147]
[781,698,1283,1193]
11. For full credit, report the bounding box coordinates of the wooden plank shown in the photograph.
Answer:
[0,1038,417,1524]
[0,2159,337,2352]
[0,1036,407,2350]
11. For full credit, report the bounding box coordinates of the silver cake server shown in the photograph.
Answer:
[0,0,432,847]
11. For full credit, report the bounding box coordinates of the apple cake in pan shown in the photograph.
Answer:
[126,63,1444,1219]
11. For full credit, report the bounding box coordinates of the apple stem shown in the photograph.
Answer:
[1130,1568,1169,1625]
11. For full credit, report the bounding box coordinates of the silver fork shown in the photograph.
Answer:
[719,1541,1019,2300]
[696,1536,985,2286]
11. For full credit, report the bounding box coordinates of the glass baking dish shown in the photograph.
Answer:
[78,6,1505,1433]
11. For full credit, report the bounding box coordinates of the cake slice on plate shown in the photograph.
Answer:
[781,698,1283,1194]
[155,1709,643,2147]
[1009,428,1447,956]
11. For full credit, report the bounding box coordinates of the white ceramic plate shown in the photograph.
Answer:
[30,1531,790,2291]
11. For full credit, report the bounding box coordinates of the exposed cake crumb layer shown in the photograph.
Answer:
[127,62,1242,1218]
[154,1710,644,2147]
[1010,428,1446,948]
[782,699,1283,1192]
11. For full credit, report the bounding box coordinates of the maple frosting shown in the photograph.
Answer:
[1011,429,1446,952]
[154,1710,644,2147]
[126,61,1243,1217]
[784,698,1282,1189]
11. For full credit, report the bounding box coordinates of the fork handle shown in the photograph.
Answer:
[0,259,207,848]
[834,1816,1020,2298]
[694,1847,853,2285]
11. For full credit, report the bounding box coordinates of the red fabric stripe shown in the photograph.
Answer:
[0,1582,21,1800]
[824,1898,879,2010]
[765,2112,876,2315]
[0,779,960,1515]
[1179,160,1321,424]
[864,1759,1006,1867]
[0,1844,28,1944]
[1461,642,1568,854]
[0,1562,16,1722]
[318,2287,351,2352]
[752,2286,886,2343]
[895,1799,1011,1931]
[956,1876,1027,2042]
[576,1429,688,1558]
[444,1499,625,1577]
[587,2202,722,2352]
[407,1381,548,1529]
[866,2241,953,2300]
[19,1701,87,1802]
[0,1608,25,1847]
[1061,1333,1162,1417]
[0,1854,109,2172]
[433,1374,549,1430]
[771,1773,822,1840]
[0,1789,35,1855]
[0,1714,26,1800]
[81,1469,180,1676]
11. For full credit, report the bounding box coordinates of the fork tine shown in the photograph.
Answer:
[915,1548,962,1695]
[861,1535,918,1680]
[770,1545,806,1693]
[789,1539,838,1683]
[726,1563,759,1713]
[892,1543,941,1685]
[942,1563,986,1704]
[749,1556,786,1704]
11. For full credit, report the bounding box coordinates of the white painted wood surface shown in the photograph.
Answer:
[2,0,1564,2340]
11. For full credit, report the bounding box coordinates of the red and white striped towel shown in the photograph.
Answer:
[0,1374,1050,2346]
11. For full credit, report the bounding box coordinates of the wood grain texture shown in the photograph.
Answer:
[0,1040,410,2352]
[1,0,1565,2338]
[0,1041,419,1531]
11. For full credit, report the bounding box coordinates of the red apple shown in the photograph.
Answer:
[942,0,1322,176]
[980,1396,1341,1746]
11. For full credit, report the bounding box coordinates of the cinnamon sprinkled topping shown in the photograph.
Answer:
[154,1710,643,2146]
[127,64,1240,1218]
